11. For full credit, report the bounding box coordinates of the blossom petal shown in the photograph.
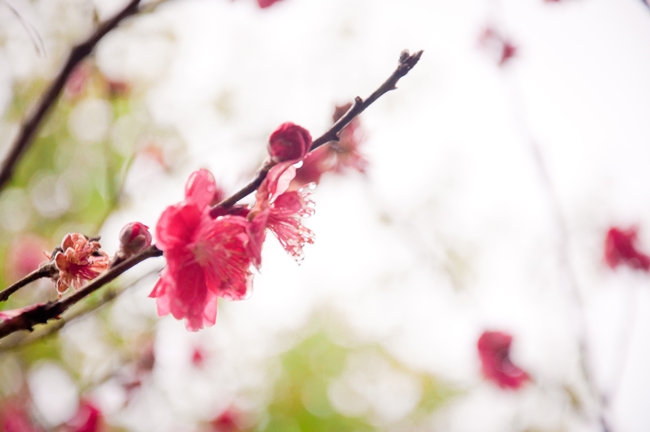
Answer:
[155,203,203,251]
[185,168,217,209]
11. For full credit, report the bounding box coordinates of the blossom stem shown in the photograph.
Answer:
[0,0,142,193]
[0,245,162,340]
[0,263,57,303]
[212,49,423,211]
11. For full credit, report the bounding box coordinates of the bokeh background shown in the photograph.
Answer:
[1,0,650,430]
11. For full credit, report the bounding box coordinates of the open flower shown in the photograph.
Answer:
[251,156,315,261]
[52,233,110,295]
[604,226,650,271]
[477,331,530,389]
[151,169,255,331]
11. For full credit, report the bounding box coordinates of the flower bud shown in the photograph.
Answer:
[118,222,152,258]
[268,122,312,163]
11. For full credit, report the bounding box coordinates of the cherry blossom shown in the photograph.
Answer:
[604,226,650,271]
[151,169,255,331]
[251,156,315,261]
[477,331,530,389]
[63,399,103,432]
[51,233,110,295]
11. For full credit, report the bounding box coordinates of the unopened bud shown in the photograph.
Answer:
[118,222,152,258]
[268,122,312,163]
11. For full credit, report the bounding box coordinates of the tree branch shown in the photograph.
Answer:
[0,245,162,339]
[0,268,160,352]
[212,49,423,211]
[0,0,142,192]
[0,263,57,302]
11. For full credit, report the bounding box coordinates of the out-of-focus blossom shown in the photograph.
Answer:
[0,401,43,432]
[268,122,311,163]
[257,0,282,9]
[478,27,518,66]
[477,331,530,389]
[107,80,130,98]
[63,399,103,432]
[604,226,650,271]
[51,234,110,295]
[117,222,152,259]
[5,235,48,282]
[191,346,206,367]
[210,408,245,432]
[291,103,367,189]
[151,169,254,331]
[251,158,315,261]
[65,64,90,99]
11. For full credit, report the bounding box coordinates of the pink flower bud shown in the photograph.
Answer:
[268,122,312,163]
[119,222,152,258]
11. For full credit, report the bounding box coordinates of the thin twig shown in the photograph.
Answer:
[0,0,142,192]
[0,263,57,302]
[212,50,423,211]
[0,269,160,352]
[0,245,162,339]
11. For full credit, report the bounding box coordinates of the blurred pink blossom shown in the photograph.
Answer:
[63,399,103,432]
[479,27,518,66]
[604,226,650,271]
[478,331,530,389]
[257,0,282,9]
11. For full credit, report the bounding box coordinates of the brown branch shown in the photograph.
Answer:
[0,0,142,192]
[212,49,423,211]
[0,268,160,352]
[0,263,57,302]
[0,245,161,340]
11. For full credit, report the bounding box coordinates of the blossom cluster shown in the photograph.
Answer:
[150,123,317,331]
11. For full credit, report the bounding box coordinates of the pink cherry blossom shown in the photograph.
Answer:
[605,226,650,271]
[51,233,110,295]
[477,331,530,389]
[151,169,255,331]
[64,399,103,432]
[251,160,315,261]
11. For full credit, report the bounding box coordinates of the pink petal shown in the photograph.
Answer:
[184,169,217,209]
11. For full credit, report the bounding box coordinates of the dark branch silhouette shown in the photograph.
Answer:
[0,0,141,192]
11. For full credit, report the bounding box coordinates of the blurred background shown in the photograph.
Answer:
[0,0,650,430]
